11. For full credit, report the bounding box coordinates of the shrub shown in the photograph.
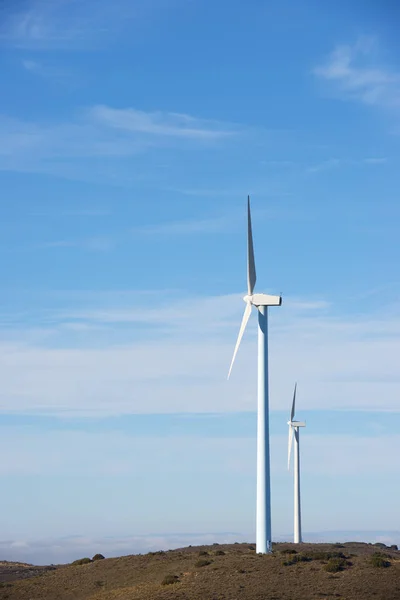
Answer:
[248,545,255,550]
[281,549,297,555]
[214,550,225,556]
[198,550,209,556]
[282,554,310,566]
[71,557,92,566]
[305,551,346,561]
[324,558,347,573]
[92,554,105,561]
[195,559,212,568]
[390,544,398,551]
[161,574,179,585]
[370,553,391,568]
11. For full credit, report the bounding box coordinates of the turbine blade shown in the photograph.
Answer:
[247,196,256,296]
[290,382,297,421]
[227,302,252,379]
[288,425,294,470]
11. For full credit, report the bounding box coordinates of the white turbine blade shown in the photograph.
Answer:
[227,302,252,379]
[290,382,297,422]
[247,196,256,296]
[288,425,294,470]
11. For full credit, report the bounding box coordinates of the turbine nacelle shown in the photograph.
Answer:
[243,293,282,307]
[287,420,306,428]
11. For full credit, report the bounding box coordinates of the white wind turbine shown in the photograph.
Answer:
[228,196,282,554]
[287,383,306,544]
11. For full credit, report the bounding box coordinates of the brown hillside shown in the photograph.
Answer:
[0,542,399,600]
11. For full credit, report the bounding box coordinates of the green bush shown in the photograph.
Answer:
[370,553,391,568]
[324,558,347,572]
[195,559,212,568]
[71,557,92,566]
[92,554,105,561]
[282,554,310,566]
[305,551,346,561]
[161,574,179,585]
[198,550,209,556]
[214,550,225,556]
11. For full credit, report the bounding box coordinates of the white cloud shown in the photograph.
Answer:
[0,106,233,178]
[0,430,254,477]
[363,157,387,164]
[0,428,398,478]
[136,216,234,235]
[132,204,290,237]
[314,36,400,110]
[0,0,165,50]
[37,236,114,252]
[91,106,235,140]
[22,59,41,73]
[0,293,399,416]
[306,156,388,174]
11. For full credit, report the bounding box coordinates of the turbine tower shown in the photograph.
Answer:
[228,196,282,554]
[287,383,306,544]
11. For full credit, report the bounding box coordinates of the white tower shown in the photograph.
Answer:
[287,383,306,544]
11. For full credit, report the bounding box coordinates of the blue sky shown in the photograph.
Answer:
[0,0,400,563]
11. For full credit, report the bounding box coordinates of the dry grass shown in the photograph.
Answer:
[0,542,399,600]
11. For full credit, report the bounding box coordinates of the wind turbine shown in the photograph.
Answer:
[287,383,306,544]
[228,196,282,554]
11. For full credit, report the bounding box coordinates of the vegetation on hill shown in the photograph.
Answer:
[0,542,399,600]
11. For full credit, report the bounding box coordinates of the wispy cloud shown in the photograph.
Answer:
[0,0,154,49]
[363,157,387,164]
[0,105,234,177]
[306,158,341,174]
[306,156,388,174]
[31,208,111,217]
[22,59,41,73]
[134,204,293,236]
[37,236,113,252]
[90,106,236,141]
[21,57,76,87]
[314,36,400,110]
[0,292,399,416]
[136,215,234,235]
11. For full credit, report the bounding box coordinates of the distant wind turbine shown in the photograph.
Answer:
[228,196,282,554]
[287,383,306,544]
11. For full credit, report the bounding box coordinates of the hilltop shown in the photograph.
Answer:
[0,541,399,600]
